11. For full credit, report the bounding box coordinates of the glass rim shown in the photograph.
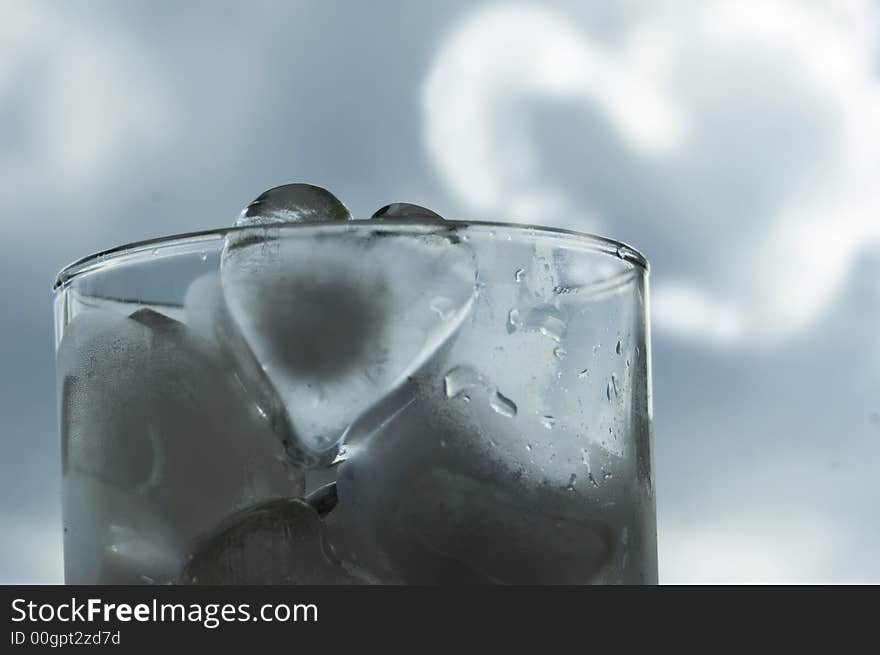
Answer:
[52,219,648,291]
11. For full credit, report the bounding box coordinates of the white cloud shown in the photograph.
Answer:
[0,2,178,209]
[0,515,63,584]
[423,4,687,218]
[423,1,880,345]
[660,515,841,584]
[651,283,744,346]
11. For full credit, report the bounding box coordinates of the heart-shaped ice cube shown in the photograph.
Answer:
[221,226,477,465]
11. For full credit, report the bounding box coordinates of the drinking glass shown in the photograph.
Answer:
[54,220,656,584]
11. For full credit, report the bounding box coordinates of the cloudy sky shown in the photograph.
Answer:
[3,0,880,583]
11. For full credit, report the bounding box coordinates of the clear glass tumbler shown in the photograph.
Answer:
[54,220,656,584]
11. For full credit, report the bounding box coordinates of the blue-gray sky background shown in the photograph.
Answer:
[3,0,880,583]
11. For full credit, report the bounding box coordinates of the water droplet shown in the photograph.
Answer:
[578,368,589,379]
[439,439,447,448]
[525,444,533,452]
[515,268,525,282]
[507,308,522,334]
[430,296,455,320]
[553,347,566,359]
[236,183,351,226]
[565,473,577,491]
[602,469,613,481]
[616,244,627,259]
[490,391,517,418]
[616,339,622,355]
[461,394,471,403]
[606,381,613,402]
[538,315,565,342]
[593,344,601,355]
[540,415,556,430]
[151,248,159,256]
[444,366,484,399]
[611,373,620,397]
[475,278,487,298]
[371,202,444,221]
[588,473,599,487]
[444,366,517,418]
[199,251,207,261]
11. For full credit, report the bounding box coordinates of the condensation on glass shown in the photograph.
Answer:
[53,221,656,585]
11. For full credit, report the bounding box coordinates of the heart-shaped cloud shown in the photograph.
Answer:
[423,1,880,345]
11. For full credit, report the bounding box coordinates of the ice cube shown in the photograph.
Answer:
[387,468,614,584]
[58,307,305,583]
[102,523,183,585]
[180,499,360,584]
[184,272,300,450]
[220,228,477,465]
[371,203,444,221]
[235,183,351,227]
[63,474,183,584]
[327,378,627,584]
[183,272,224,347]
